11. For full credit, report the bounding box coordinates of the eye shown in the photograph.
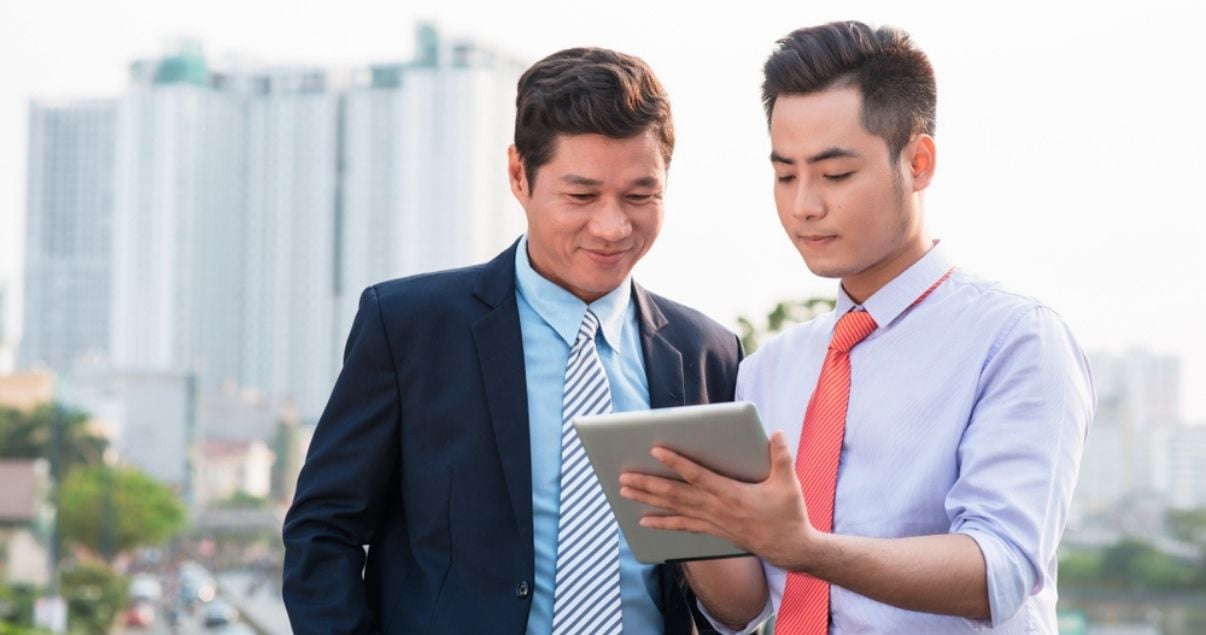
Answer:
[626,194,655,204]
[776,175,796,184]
[824,172,854,182]
[568,193,596,202]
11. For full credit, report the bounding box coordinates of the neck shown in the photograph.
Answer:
[841,233,933,305]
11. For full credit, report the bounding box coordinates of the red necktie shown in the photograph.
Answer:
[775,310,877,635]
[776,268,952,634]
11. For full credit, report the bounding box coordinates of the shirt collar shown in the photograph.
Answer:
[514,235,631,351]
[836,240,954,328]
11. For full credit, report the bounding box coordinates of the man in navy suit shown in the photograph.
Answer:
[282,47,742,634]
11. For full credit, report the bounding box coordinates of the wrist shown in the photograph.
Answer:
[780,523,827,574]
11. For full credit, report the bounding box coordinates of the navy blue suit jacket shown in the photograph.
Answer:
[283,241,742,634]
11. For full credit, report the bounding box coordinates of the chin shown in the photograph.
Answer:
[567,277,621,302]
[590,278,627,296]
[798,256,844,280]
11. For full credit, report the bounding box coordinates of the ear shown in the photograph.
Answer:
[906,134,937,192]
[507,145,529,200]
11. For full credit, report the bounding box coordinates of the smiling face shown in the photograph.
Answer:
[770,85,936,303]
[508,130,666,303]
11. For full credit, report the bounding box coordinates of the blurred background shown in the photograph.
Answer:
[1,1,1204,633]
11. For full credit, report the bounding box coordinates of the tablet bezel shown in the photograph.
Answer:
[572,401,771,564]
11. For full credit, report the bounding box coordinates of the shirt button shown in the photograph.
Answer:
[516,581,531,599]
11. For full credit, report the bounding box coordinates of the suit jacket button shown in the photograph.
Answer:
[516,581,531,598]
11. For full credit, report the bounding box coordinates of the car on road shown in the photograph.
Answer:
[122,600,156,628]
[202,599,239,628]
[129,573,163,602]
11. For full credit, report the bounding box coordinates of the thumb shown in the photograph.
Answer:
[769,431,796,478]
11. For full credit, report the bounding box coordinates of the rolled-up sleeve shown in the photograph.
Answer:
[696,595,774,635]
[946,305,1094,626]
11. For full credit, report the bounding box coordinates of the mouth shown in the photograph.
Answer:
[800,234,837,248]
[582,248,630,265]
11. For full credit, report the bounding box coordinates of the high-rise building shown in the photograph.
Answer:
[20,99,116,372]
[1072,349,1184,518]
[28,25,526,425]
[1089,349,1180,432]
[241,68,341,419]
[59,369,198,492]
[0,282,13,374]
[1149,424,1206,510]
[338,24,527,342]
[110,40,247,387]
[0,281,6,344]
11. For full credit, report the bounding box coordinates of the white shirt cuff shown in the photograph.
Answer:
[695,595,774,635]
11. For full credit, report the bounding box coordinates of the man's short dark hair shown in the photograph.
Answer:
[514,47,674,188]
[763,21,936,161]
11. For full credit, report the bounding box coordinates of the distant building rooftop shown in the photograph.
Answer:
[0,372,55,412]
[0,460,42,522]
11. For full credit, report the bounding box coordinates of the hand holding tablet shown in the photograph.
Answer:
[572,401,771,564]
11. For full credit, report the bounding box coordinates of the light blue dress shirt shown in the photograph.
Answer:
[514,237,663,635]
[710,242,1095,633]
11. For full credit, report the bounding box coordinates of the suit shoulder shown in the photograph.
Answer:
[642,290,741,363]
[645,290,735,341]
[359,262,494,330]
[368,262,488,309]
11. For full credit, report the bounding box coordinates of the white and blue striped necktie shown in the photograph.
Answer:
[550,309,622,635]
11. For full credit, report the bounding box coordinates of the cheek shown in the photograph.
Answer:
[845,184,884,223]
[533,222,581,263]
[773,188,790,217]
[548,212,585,248]
[777,208,793,233]
[773,196,792,227]
[646,208,665,237]
[631,207,663,239]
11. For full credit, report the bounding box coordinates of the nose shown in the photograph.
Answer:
[790,179,824,221]
[589,196,632,242]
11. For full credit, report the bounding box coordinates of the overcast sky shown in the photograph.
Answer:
[3,0,1204,418]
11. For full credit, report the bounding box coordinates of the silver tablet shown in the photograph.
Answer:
[572,401,770,564]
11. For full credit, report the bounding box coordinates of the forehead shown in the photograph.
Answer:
[769,87,879,157]
[542,131,666,181]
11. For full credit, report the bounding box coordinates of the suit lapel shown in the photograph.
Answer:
[633,283,685,409]
[633,283,695,630]
[471,241,534,545]
[466,263,690,578]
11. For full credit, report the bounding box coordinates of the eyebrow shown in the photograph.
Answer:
[770,147,861,165]
[562,174,603,187]
[560,175,661,188]
[629,176,660,188]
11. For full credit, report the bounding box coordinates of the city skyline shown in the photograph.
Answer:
[15,26,526,421]
[3,1,1205,419]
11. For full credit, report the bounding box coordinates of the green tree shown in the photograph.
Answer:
[61,562,127,635]
[58,466,186,557]
[737,297,836,353]
[1130,547,1196,590]
[0,624,48,635]
[1098,538,1199,591]
[213,489,268,510]
[1058,549,1102,587]
[1167,508,1206,545]
[0,404,107,478]
[0,583,40,630]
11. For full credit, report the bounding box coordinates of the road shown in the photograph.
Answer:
[113,569,289,635]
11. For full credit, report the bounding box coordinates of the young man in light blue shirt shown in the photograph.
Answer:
[620,21,1095,633]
